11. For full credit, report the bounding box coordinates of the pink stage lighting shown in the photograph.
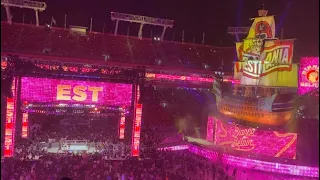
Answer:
[145,73,240,85]
[4,77,18,157]
[20,77,132,106]
[188,145,219,161]
[298,57,319,95]
[22,113,29,138]
[158,145,189,151]
[132,86,143,157]
[145,73,214,83]
[206,116,214,141]
[213,118,297,159]
[119,115,126,139]
[188,145,319,178]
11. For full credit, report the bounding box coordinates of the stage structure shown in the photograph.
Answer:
[202,8,312,167]
[2,56,146,157]
[227,27,250,42]
[0,54,236,157]
[119,114,126,140]
[132,85,143,156]
[227,8,267,41]
[213,8,299,127]
[1,0,47,26]
[3,77,18,157]
[111,12,174,40]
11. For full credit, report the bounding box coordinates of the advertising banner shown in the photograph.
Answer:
[298,57,319,95]
[233,14,296,87]
[234,63,298,87]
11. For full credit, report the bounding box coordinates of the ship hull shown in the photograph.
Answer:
[216,94,295,126]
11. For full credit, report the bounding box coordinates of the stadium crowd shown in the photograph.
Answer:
[1,112,233,180]
[2,149,237,180]
[3,147,314,180]
[3,120,316,180]
[12,118,158,161]
[1,92,317,180]
[1,22,235,72]
[0,6,318,180]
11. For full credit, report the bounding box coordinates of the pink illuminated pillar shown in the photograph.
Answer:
[22,113,29,138]
[298,57,319,95]
[119,114,126,139]
[131,85,143,157]
[206,116,214,141]
[4,77,18,157]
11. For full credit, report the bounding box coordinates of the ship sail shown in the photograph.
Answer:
[246,16,276,39]
[233,10,297,87]
[235,39,297,87]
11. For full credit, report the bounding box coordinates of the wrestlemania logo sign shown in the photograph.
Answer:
[235,17,295,79]
[237,40,294,79]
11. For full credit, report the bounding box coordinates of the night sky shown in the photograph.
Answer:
[1,0,319,61]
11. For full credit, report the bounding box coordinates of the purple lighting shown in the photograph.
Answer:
[21,77,132,106]
[213,119,297,159]
[188,145,218,161]
[158,145,189,151]
[222,154,319,177]
[188,145,319,178]
[206,116,214,141]
[145,73,214,83]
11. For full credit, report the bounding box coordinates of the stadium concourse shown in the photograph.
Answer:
[1,22,318,180]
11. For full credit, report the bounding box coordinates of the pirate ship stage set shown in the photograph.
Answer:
[156,8,318,178]
[214,8,299,128]
[196,8,319,178]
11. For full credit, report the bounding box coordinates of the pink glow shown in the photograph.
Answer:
[20,77,132,106]
[119,115,126,139]
[188,145,219,161]
[298,57,319,95]
[206,116,214,141]
[213,118,297,159]
[145,73,214,83]
[223,79,240,84]
[155,144,318,177]
[132,86,142,157]
[22,113,28,138]
[145,73,240,84]
[4,77,18,157]
[158,145,189,151]
[188,145,319,178]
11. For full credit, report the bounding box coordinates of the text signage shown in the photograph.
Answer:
[213,118,297,159]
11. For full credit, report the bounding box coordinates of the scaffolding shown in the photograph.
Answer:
[1,0,47,26]
[111,12,174,40]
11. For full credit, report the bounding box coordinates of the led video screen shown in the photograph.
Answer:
[213,118,297,159]
[298,57,319,95]
[21,77,132,106]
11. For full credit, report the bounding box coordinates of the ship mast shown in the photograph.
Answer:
[255,6,269,91]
